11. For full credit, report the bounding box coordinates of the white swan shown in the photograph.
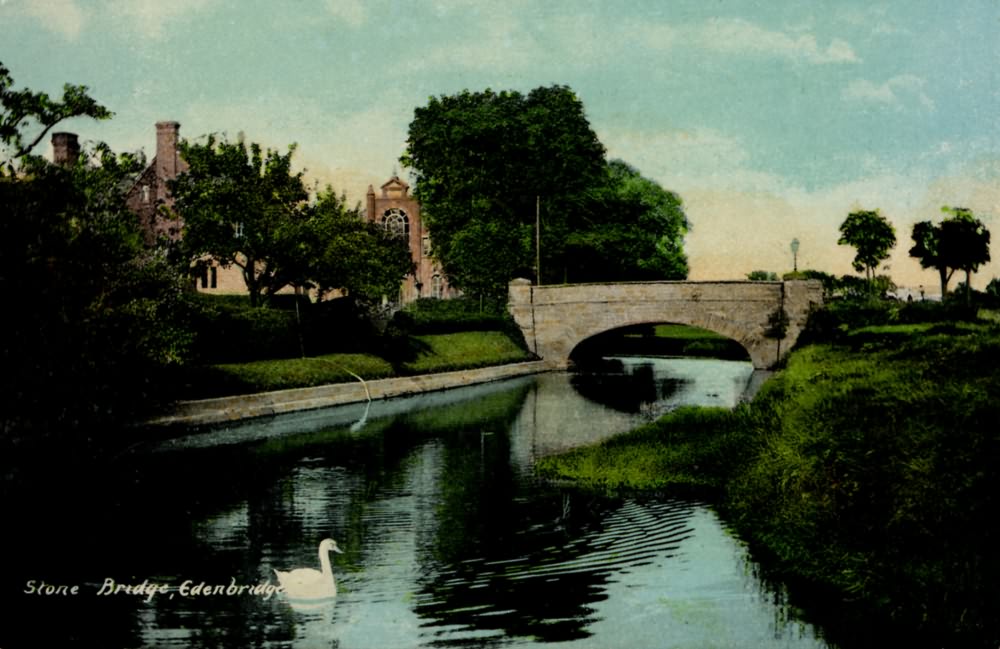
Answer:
[274,538,344,602]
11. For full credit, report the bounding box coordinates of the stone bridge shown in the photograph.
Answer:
[507,279,824,369]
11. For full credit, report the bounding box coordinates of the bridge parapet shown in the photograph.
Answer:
[508,279,823,370]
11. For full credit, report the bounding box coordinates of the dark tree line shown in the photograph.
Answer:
[2,62,192,442]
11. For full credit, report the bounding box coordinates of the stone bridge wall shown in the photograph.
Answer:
[508,279,823,369]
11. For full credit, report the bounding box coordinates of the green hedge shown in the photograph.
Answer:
[188,295,380,363]
[395,297,510,334]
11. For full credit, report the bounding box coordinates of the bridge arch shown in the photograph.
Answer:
[508,279,823,370]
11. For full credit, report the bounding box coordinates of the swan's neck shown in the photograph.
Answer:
[319,547,334,580]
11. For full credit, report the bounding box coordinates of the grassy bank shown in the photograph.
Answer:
[400,331,534,374]
[175,331,534,399]
[537,320,1000,647]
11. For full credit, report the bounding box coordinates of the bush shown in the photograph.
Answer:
[299,297,380,356]
[397,296,509,333]
[187,294,383,363]
[187,295,298,363]
[394,296,532,355]
[797,297,897,345]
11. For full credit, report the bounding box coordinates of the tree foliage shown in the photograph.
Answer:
[909,219,954,297]
[747,270,779,281]
[0,61,113,172]
[402,86,691,298]
[565,160,688,282]
[939,206,991,304]
[838,209,896,282]
[304,187,414,301]
[401,85,608,299]
[2,107,192,441]
[909,206,991,302]
[169,136,311,306]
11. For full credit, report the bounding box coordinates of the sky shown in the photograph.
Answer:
[3,0,999,292]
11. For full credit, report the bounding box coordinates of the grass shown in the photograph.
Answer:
[400,331,534,375]
[178,353,395,398]
[539,317,1000,647]
[537,406,742,493]
[650,324,728,340]
[175,331,534,399]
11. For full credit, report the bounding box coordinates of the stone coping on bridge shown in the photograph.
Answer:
[145,360,558,428]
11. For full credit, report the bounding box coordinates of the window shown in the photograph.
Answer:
[422,235,432,257]
[432,274,444,299]
[233,222,244,239]
[382,208,409,239]
[141,184,150,204]
[200,266,218,289]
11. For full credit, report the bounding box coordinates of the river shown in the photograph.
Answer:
[3,357,834,649]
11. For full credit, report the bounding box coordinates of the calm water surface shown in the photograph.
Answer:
[5,357,833,649]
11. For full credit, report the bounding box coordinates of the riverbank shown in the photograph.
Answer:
[148,359,555,427]
[537,321,1000,648]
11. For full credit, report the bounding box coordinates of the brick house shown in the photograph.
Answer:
[53,122,453,302]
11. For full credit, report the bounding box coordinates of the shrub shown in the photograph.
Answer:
[398,296,509,333]
[187,295,299,363]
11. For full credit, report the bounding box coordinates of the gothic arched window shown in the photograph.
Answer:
[431,274,444,299]
[382,208,409,239]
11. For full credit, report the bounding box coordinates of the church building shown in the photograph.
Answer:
[365,175,454,303]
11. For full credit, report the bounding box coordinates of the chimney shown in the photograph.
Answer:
[366,184,376,222]
[51,132,80,167]
[155,121,181,200]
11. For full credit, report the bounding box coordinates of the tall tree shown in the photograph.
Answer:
[169,136,310,306]
[838,209,896,283]
[910,207,992,301]
[938,206,991,305]
[909,219,955,297]
[565,159,688,282]
[0,61,112,172]
[401,85,607,299]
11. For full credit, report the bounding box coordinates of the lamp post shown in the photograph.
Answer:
[790,238,800,273]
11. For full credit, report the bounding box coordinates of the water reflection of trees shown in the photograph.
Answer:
[5,375,688,647]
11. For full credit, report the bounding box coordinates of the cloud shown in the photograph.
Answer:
[699,18,860,64]
[842,74,935,111]
[599,125,801,199]
[406,15,541,72]
[325,0,366,28]
[104,0,219,39]
[11,0,87,39]
[838,6,909,37]
[634,18,859,64]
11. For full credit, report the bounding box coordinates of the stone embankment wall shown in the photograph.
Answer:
[147,361,555,428]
